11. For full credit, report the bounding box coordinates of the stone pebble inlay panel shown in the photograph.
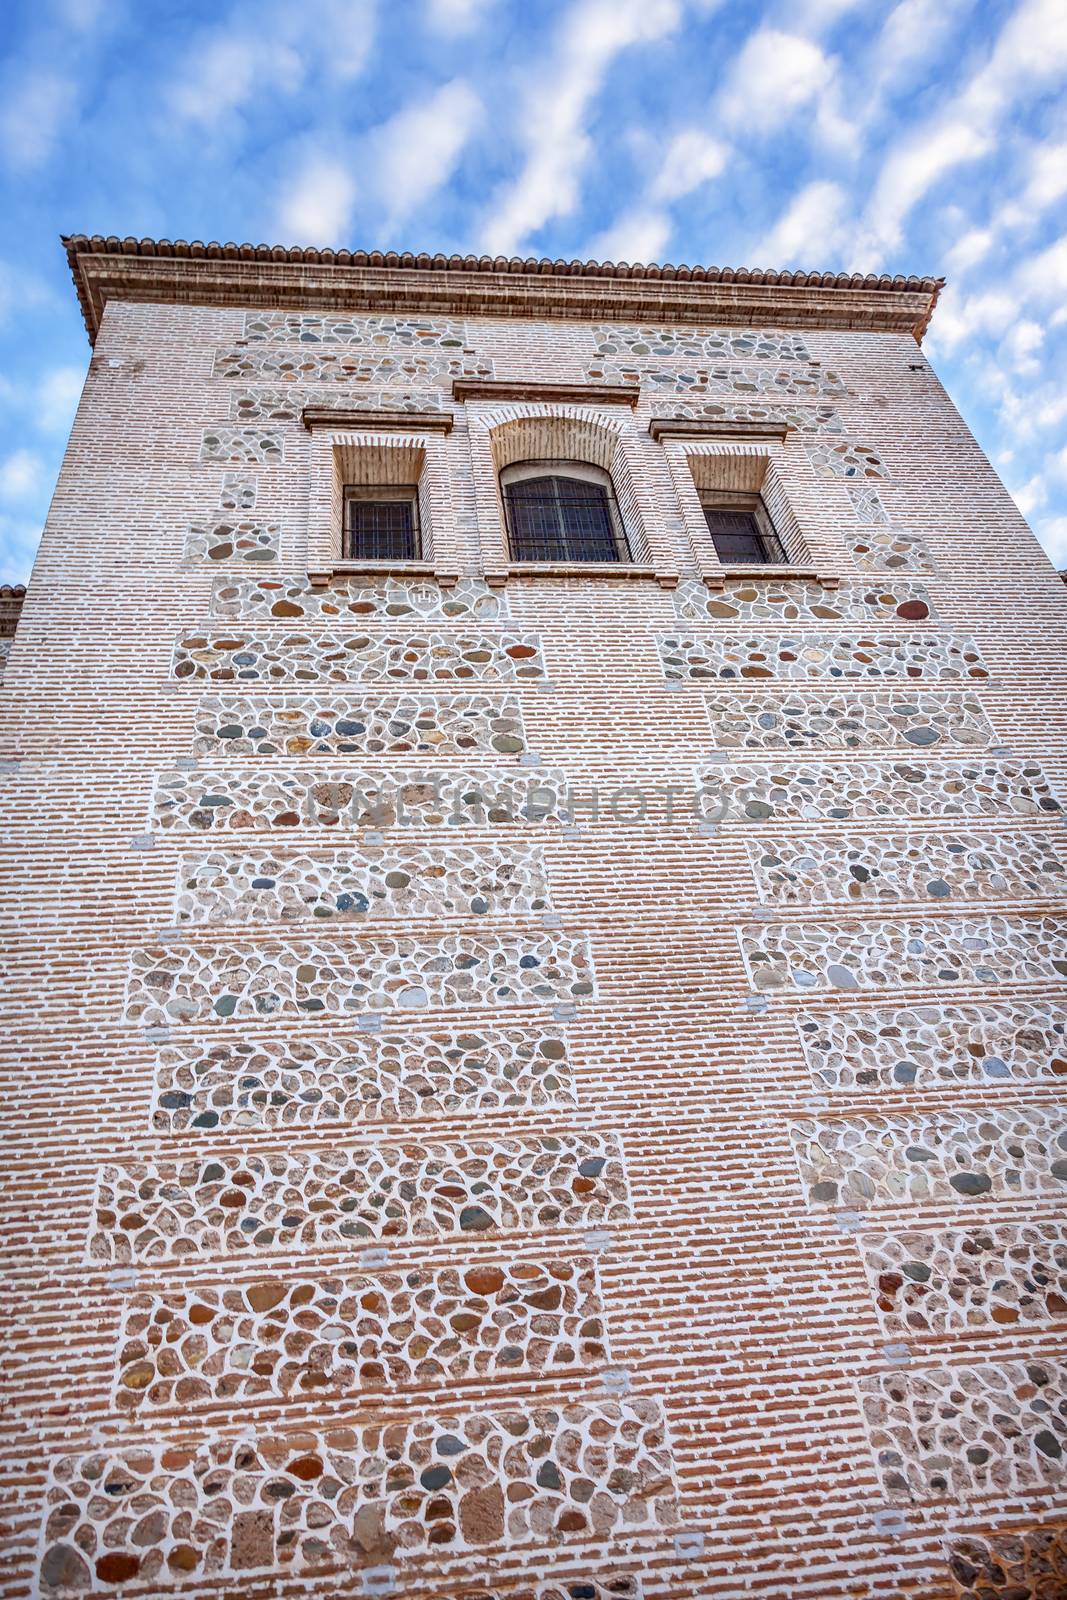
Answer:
[183,519,280,564]
[849,525,935,573]
[90,1134,630,1262]
[125,931,595,1027]
[173,844,551,925]
[211,574,506,623]
[791,1105,1067,1209]
[593,361,847,399]
[700,758,1060,823]
[193,692,528,757]
[847,484,889,523]
[152,767,568,832]
[115,1256,606,1409]
[452,1585,641,1600]
[591,323,813,363]
[219,472,256,510]
[241,311,473,345]
[656,400,844,433]
[230,387,447,421]
[749,829,1067,906]
[153,1024,575,1131]
[860,1222,1067,1336]
[859,1359,1066,1501]
[807,440,889,480]
[215,346,491,387]
[705,692,994,752]
[946,1522,1067,1600]
[173,631,546,685]
[660,632,988,683]
[672,577,933,625]
[741,914,1067,993]
[199,427,282,465]
[797,1000,1067,1093]
[38,1399,675,1590]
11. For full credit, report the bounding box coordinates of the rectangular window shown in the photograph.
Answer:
[343,486,421,561]
[701,492,786,565]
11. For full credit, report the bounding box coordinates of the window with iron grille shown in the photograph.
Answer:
[700,491,786,565]
[500,460,630,563]
[343,486,421,561]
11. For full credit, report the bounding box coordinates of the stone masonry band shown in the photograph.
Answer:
[740,913,1067,992]
[149,756,1061,832]
[859,1359,1066,1503]
[796,1000,1067,1092]
[171,844,553,924]
[90,1135,630,1262]
[172,631,547,685]
[152,1024,576,1131]
[791,1106,1067,1209]
[114,1256,608,1410]
[193,692,529,757]
[38,1401,675,1591]
[125,931,596,1026]
[856,1222,1067,1337]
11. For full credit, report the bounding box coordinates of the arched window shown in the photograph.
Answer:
[500,460,629,563]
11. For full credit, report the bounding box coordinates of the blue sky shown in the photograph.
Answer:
[1,0,1066,583]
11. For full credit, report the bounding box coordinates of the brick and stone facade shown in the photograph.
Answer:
[2,237,1065,1598]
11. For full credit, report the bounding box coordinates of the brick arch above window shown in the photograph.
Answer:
[468,405,653,567]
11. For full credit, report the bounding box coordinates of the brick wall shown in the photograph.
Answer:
[2,275,1066,1599]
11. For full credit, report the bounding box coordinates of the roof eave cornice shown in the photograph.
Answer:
[62,235,944,345]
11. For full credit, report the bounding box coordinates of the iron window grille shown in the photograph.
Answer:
[343,486,421,561]
[501,461,630,563]
[700,492,787,565]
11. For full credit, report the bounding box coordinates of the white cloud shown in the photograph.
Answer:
[425,0,493,31]
[169,0,373,124]
[37,367,85,434]
[717,29,850,146]
[1008,473,1047,517]
[1001,318,1044,376]
[787,0,866,28]
[170,32,302,124]
[0,73,73,170]
[963,0,1067,120]
[871,0,972,91]
[315,0,375,79]
[1021,141,1067,211]
[0,513,44,583]
[372,80,481,224]
[924,284,1017,354]
[55,0,109,26]
[755,180,848,267]
[649,129,728,203]
[483,0,683,256]
[587,207,672,264]
[0,261,53,328]
[1017,235,1067,305]
[945,227,994,275]
[1036,514,1067,565]
[854,0,1067,266]
[859,118,992,263]
[277,155,356,244]
[0,450,45,502]
[1032,388,1067,432]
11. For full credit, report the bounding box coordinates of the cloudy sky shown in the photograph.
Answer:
[1,0,1066,582]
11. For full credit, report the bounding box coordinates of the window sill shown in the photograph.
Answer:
[485,563,678,587]
[702,566,841,588]
[309,562,462,587]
